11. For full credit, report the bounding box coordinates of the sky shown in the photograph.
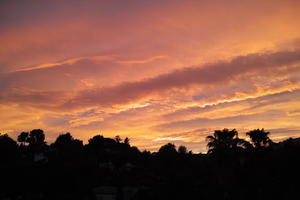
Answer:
[1,0,300,152]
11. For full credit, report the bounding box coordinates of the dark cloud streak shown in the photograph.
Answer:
[62,50,300,109]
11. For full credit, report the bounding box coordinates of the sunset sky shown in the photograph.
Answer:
[1,0,300,152]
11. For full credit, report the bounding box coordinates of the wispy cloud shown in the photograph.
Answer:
[153,137,184,141]
[61,49,300,109]
[117,56,168,64]
[10,56,115,73]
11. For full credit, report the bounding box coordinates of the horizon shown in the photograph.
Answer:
[1,127,295,153]
[1,0,300,152]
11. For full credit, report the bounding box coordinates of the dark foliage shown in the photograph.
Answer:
[0,128,299,200]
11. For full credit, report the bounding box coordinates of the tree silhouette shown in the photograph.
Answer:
[178,145,187,154]
[124,137,130,145]
[87,135,105,156]
[53,133,83,148]
[206,129,250,154]
[158,143,177,155]
[0,127,300,200]
[246,128,272,148]
[27,129,45,146]
[52,133,83,160]
[17,131,29,146]
[115,135,122,143]
[87,134,118,161]
[0,134,18,162]
[88,134,104,146]
[53,133,73,146]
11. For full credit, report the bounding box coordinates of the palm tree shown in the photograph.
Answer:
[246,128,272,148]
[206,129,250,154]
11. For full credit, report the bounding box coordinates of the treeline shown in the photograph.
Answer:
[0,128,300,200]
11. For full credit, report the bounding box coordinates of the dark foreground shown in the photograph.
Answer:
[1,128,300,200]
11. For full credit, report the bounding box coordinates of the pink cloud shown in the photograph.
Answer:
[61,49,300,109]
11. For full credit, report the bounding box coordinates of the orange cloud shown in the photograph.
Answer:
[61,49,300,109]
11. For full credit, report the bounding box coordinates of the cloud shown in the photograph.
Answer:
[152,137,184,141]
[0,54,171,94]
[61,49,300,109]
[153,110,286,132]
[267,127,300,141]
[10,56,115,73]
[117,56,168,64]
[163,89,300,121]
[8,55,167,73]
[153,89,300,132]
[0,88,67,108]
